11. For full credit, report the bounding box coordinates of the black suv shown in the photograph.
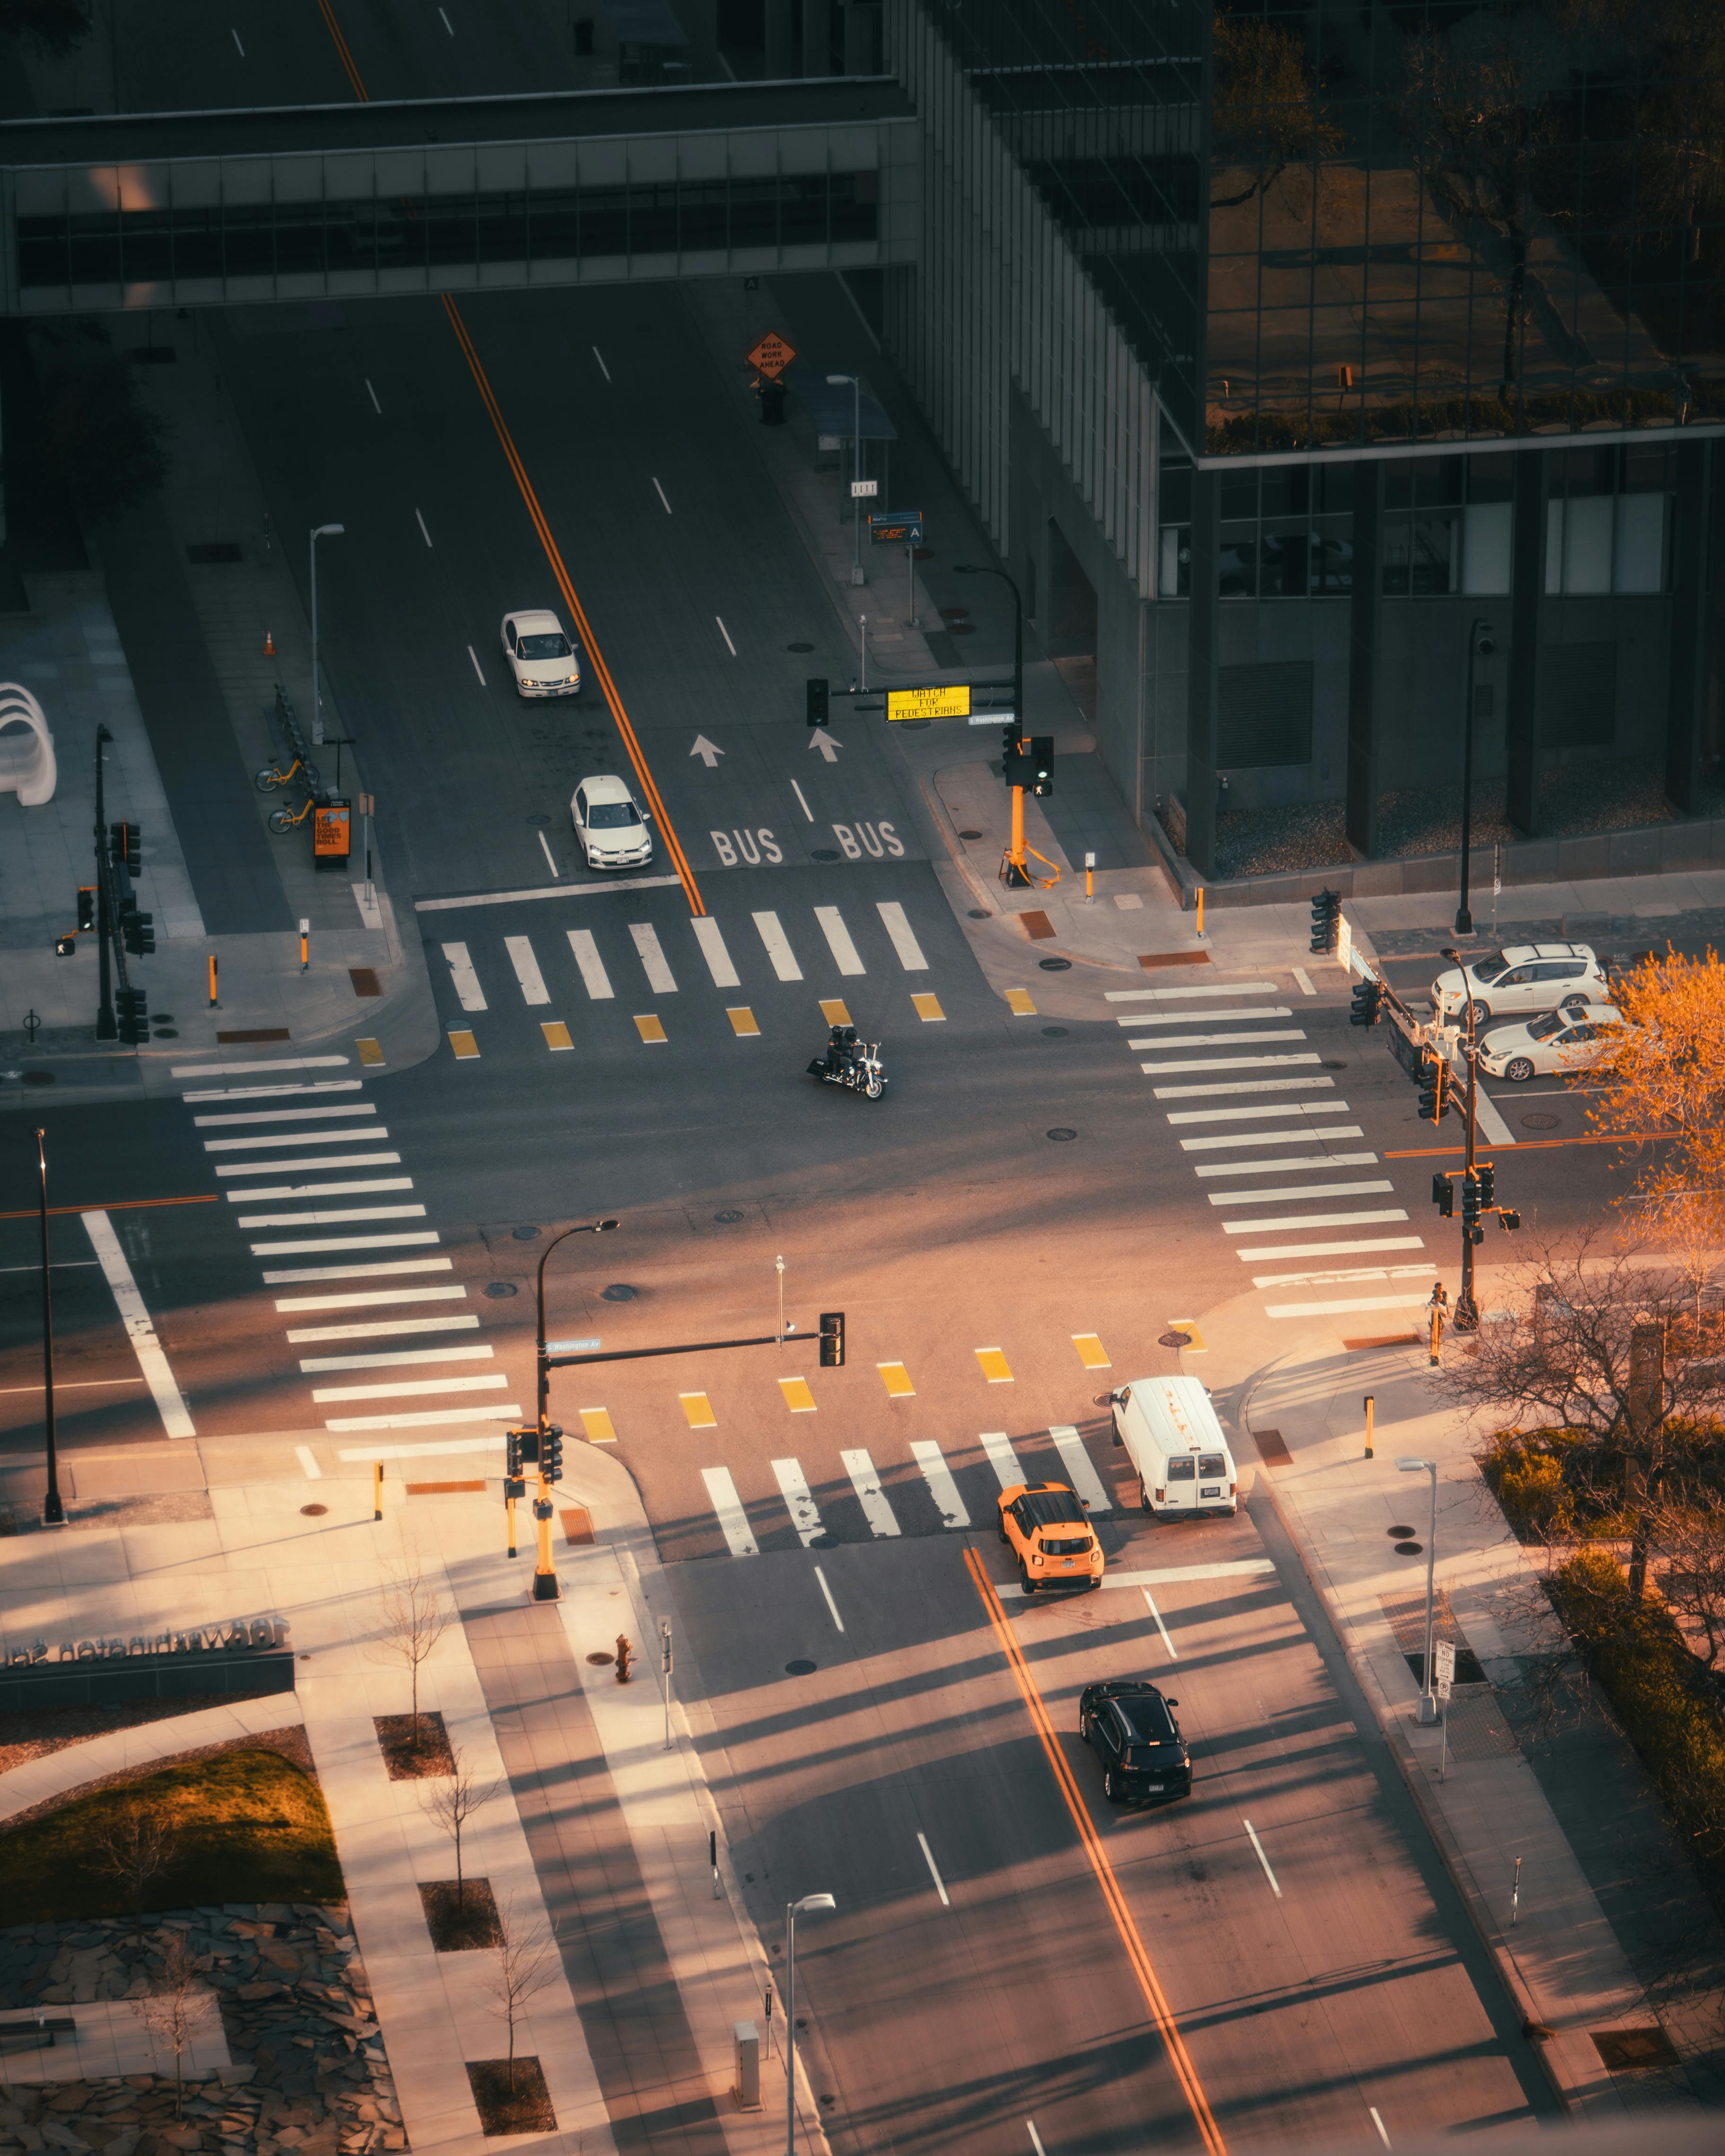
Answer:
[1078,1680,1192,1806]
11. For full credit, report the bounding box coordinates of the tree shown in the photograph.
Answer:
[488,1894,557,2097]
[1586,948,1725,1244]
[419,1744,503,1912]
[132,1932,205,2120]
[1210,12,1342,210]
[36,357,169,522]
[376,1545,449,1754]
[0,0,92,59]
[1650,1495,1725,1668]
[89,1796,181,1939]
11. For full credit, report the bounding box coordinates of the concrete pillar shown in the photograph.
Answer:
[803,0,831,74]
[1345,459,1383,858]
[765,0,793,76]
[1505,448,1547,837]
[1183,468,1220,879]
[1665,439,1725,812]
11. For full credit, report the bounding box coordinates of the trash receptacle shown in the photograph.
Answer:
[759,379,786,427]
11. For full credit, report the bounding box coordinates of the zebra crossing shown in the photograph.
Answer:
[1111,978,1435,1325]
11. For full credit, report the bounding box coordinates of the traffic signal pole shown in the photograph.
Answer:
[93,724,115,1041]
[1455,996,1481,1335]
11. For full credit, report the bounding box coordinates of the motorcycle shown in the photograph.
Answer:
[807,1025,888,1101]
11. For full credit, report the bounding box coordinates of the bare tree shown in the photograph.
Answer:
[89,1797,181,1938]
[419,1745,504,1911]
[1210,12,1342,211]
[131,1932,205,2120]
[376,1544,449,1752]
[488,1894,558,2096]
[1651,1495,1725,1668]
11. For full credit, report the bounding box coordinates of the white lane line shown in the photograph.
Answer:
[1027,2123,1048,2156]
[336,1435,505,1460]
[468,644,486,685]
[630,922,678,993]
[715,615,737,657]
[365,378,382,414]
[1106,981,1276,1001]
[204,1126,384,1152]
[813,1565,845,1633]
[326,1403,520,1432]
[1468,1076,1517,1148]
[1224,1208,1408,1235]
[841,1449,900,1537]
[772,1459,826,1545]
[261,1258,452,1285]
[438,3,453,28]
[295,1443,320,1479]
[416,507,434,547]
[692,917,741,988]
[538,832,559,878]
[592,345,611,382]
[244,1216,430,1240]
[910,1440,970,1529]
[702,1467,758,1557]
[1264,1289,1436,1319]
[1244,1237,1426,1263]
[979,1431,1027,1487]
[416,874,682,912]
[505,934,550,1005]
[1120,1006,1291,1026]
[286,1315,481,1344]
[790,779,814,823]
[1142,1054,1321,1076]
[314,1375,508,1403]
[273,1286,468,1313]
[1294,967,1316,995]
[195,1103,377,1127]
[1049,1426,1111,1513]
[1155,1076,1336,1101]
[183,1079,362,1104]
[82,1211,194,1439]
[231,28,246,56]
[1184,1130,1363,1154]
[1167,1098,1346,1125]
[567,929,615,999]
[301,1346,495,1373]
[1211,1181,1394,1208]
[229,1178,414,1203]
[1196,1152,1377,1176]
[215,1152,401,1178]
[917,1832,951,1908]
[815,906,865,976]
[172,1056,348,1077]
[1243,1818,1282,1898]
[1370,2107,1391,2148]
[442,941,487,1011]
[652,476,672,514]
[753,911,802,981]
[1141,1589,1177,1658]
[877,902,928,971]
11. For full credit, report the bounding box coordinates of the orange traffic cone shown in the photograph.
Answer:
[263,629,276,656]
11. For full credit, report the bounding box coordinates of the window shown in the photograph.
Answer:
[1198,1454,1227,1478]
[1546,446,1669,594]
[1167,1457,1197,1481]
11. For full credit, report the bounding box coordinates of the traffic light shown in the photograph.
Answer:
[1431,1172,1455,1218]
[505,1429,523,1478]
[1349,979,1383,1028]
[122,910,155,956]
[1460,1173,1484,1244]
[1476,1160,1496,1208]
[541,1426,564,1483]
[109,821,141,876]
[1498,1208,1522,1233]
[1029,736,1054,798]
[1417,1054,1448,1122]
[1002,724,1027,784]
[806,678,829,729]
[77,887,96,932]
[1309,889,1340,954]
[513,1427,540,1468]
[819,1311,846,1368]
[115,987,148,1044]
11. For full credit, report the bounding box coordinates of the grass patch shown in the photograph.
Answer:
[0,1748,343,1923]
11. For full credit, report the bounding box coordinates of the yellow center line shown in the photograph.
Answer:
[314,0,367,98]
[1385,1129,1669,1158]
[963,1549,1228,2156]
[0,1194,218,1223]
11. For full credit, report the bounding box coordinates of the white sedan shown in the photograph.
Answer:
[1476,1002,1630,1083]
[501,609,581,698]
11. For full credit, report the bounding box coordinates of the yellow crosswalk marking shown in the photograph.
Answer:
[819,999,852,1027]
[1005,989,1037,1016]
[635,1014,667,1043]
[356,1037,384,1067]
[877,1361,915,1399]
[912,993,946,1022]
[975,1347,1013,1383]
[1072,1333,1110,1369]
[541,1021,574,1051]
[1167,1320,1208,1354]
[680,1391,717,1429]
[728,1007,761,1037]
[448,1029,479,1060]
[579,1408,617,1444]
[778,1376,816,1413]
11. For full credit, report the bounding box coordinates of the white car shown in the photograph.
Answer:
[1430,941,1605,1026]
[1476,1002,1630,1084]
[501,609,581,698]
[571,774,652,870]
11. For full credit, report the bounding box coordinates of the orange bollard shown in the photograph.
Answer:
[263,629,276,657]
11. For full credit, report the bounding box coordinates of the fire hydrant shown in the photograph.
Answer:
[615,1634,634,1684]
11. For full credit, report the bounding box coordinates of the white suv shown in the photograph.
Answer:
[1429,942,1605,1026]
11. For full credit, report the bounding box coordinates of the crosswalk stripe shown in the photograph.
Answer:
[285,1314,481,1343]
[313,1375,509,1403]
[1210,1180,1394,1207]
[441,943,487,1011]
[1154,1075,1333,1099]
[1223,1208,1407,1234]
[505,935,550,1005]
[1128,1030,1307,1050]
[815,905,865,975]
[631,923,678,993]
[841,1449,900,1537]
[1142,1054,1321,1076]
[1265,1290,1436,1320]
[1239,1236,1425,1261]
[195,1103,377,1127]
[1253,1263,1431,1289]
[216,1152,401,1178]
[567,929,614,1000]
[1167,1099,1348,1125]
[325,1403,521,1432]
[1196,1152,1378,1176]
[980,1432,1027,1487]
[1050,1426,1112,1513]
[635,1014,668,1044]
[250,1231,440,1254]
[772,1458,826,1544]
[877,901,929,971]
[239,1205,427,1229]
[172,1055,349,1077]
[693,917,741,987]
[1182,1126,1363,1151]
[181,1080,363,1103]
[1120,1008,1291,1026]
[703,1467,759,1557]
[910,1440,970,1528]
[1105,981,1277,1001]
[229,1178,415,1204]
[300,1345,495,1372]
[261,1259,452,1285]
[272,1285,469,1313]
[204,1127,384,1152]
[754,911,803,981]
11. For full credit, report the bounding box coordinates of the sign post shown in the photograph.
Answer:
[868,510,924,629]
[1434,1637,1455,1781]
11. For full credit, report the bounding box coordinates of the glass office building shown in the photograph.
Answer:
[879,0,1725,887]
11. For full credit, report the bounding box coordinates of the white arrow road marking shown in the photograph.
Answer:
[809,728,842,762]
[690,734,725,767]
[83,1211,195,1439]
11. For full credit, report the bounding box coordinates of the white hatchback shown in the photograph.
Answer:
[501,609,581,698]
[1476,1001,1630,1084]
[1429,942,1604,1026]
[570,774,652,870]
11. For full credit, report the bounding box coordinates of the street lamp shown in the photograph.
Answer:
[1455,618,1495,936]
[527,1215,619,1600]
[955,562,1028,881]
[309,523,345,747]
[825,374,866,586]
[1397,1457,1440,1725]
[1440,943,1482,1334]
[784,1892,835,2156]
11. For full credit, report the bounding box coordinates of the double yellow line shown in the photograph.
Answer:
[313,1,704,916]
[964,1550,1228,2156]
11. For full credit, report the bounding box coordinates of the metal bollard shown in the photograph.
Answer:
[208,954,219,1008]
[299,918,310,974]
[1363,1393,1375,1460]
[373,1461,383,1521]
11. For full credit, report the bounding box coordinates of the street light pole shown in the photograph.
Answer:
[1397,1457,1440,1724]
[784,1893,836,2156]
[1441,943,1482,1334]
[528,1214,619,1601]
[956,562,1027,880]
[309,523,345,748]
[93,722,115,1041]
[826,374,865,586]
[36,1130,66,1529]
[1455,617,1495,937]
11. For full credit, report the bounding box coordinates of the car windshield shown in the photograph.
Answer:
[519,632,570,659]
[1040,1535,1091,1556]
[586,802,637,829]
[1527,1011,1568,1040]
[1472,954,1511,982]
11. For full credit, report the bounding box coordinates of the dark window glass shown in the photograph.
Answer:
[1218,524,1258,597]
[1220,469,1258,520]
[1167,1458,1197,1481]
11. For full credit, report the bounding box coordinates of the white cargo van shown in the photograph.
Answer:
[1107,1376,1239,1517]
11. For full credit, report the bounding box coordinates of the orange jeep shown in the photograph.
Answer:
[996,1480,1104,1595]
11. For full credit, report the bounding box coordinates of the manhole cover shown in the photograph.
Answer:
[1042,1026,1068,1038]
[484,1282,518,1298]
[511,1225,541,1240]
[786,641,815,653]
[300,1503,328,1517]
[1159,1332,1193,1349]
[1394,1539,1423,1556]
[958,828,984,840]
[602,1283,638,1302]
[939,607,970,622]
[812,1532,839,1550]
[21,1070,55,1085]
[1046,1127,1078,1142]
[525,814,550,827]
[153,1028,179,1038]
[1323,1060,1348,1070]
[785,1659,818,1676]
[1039,957,1072,972]
[1389,1524,1415,1538]
[586,1651,614,1666]
[811,848,841,861]
[714,1208,745,1224]
[967,908,991,920]
[1522,1112,1559,1130]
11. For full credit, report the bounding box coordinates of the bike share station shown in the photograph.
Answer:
[260,685,354,878]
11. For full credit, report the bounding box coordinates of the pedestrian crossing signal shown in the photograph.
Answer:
[806,678,828,728]
[1029,735,1054,798]
[77,886,96,932]
[819,1312,845,1368]
[1349,980,1382,1027]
